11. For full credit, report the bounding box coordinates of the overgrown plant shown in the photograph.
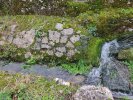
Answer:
[22,57,36,69]
[61,59,92,75]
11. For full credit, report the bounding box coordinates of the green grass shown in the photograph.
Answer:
[0,71,77,100]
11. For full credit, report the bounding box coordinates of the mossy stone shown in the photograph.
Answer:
[118,48,133,61]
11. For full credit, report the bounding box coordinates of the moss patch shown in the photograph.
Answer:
[87,37,104,66]
[118,48,133,61]
[0,15,88,35]
[0,44,26,62]
[76,7,133,40]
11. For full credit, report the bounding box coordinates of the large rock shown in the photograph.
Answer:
[118,48,133,60]
[73,85,114,100]
[13,29,35,48]
[102,59,130,92]
[49,30,61,43]
[61,28,74,35]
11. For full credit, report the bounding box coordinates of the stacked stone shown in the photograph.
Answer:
[0,23,89,59]
[34,24,81,58]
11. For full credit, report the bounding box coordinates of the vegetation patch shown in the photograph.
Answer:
[0,15,88,35]
[61,59,92,75]
[87,37,104,67]
[77,7,133,40]
[0,71,77,100]
[124,61,133,83]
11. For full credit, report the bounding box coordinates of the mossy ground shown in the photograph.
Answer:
[0,15,88,35]
[0,71,77,100]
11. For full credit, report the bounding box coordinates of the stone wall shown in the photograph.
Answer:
[0,23,89,61]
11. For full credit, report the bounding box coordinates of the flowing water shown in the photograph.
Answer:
[100,39,119,66]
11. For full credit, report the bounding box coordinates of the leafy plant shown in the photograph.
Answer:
[35,30,43,38]
[88,24,97,36]
[61,59,92,75]
[26,57,36,65]
[0,92,12,100]
[22,57,36,69]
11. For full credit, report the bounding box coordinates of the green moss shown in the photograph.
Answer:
[118,48,133,61]
[74,41,81,47]
[66,1,90,16]
[77,7,133,40]
[87,37,104,66]
[0,71,77,100]
[0,15,88,36]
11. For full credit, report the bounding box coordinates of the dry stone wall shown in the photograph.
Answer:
[0,23,89,61]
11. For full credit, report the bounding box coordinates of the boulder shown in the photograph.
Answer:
[118,48,133,60]
[102,59,130,92]
[49,30,61,43]
[73,85,114,100]
[13,29,35,48]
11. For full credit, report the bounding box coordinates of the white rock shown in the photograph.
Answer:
[55,52,63,57]
[13,29,35,48]
[70,35,80,43]
[56,47,66,53]
[55,23,63,30]
[0,41,5,46]
[49,30,61,43]
[25,52,32,59]
[128,28,133,32]
[47,50,54,56]
[60,36,68,43]
[73,85,114,100]
[54,78,70,86]
[67,49,75,58]
[36,38,42,43]
[49,41,55,46]
[34,43,41,50]
[42,37,48,44]
[41,44,51,49]
[61,28,74,35]
[66,41,74,48]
